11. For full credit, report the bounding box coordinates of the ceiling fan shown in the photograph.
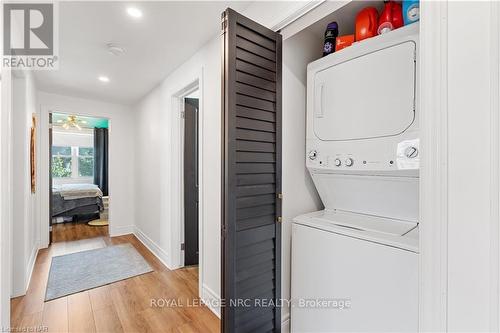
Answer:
[57,115,87,130]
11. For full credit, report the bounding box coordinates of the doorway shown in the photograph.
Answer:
[183,95,199,266]
[48,112,110,244]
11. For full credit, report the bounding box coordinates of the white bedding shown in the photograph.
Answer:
[52,184,103,200]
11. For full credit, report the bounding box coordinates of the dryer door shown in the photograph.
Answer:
[313,41,416,141]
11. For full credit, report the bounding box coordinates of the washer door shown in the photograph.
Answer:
[313,41,416,141]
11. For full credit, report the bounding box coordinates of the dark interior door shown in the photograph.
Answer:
[221,8,282,333]
[184,97,199,266]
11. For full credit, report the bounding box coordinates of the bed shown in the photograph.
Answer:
[51,184,104,219]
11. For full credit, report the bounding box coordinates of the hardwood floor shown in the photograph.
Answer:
[52,222,109,243]
[10,234,220,333]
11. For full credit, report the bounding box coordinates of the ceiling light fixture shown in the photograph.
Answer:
[59,115,85,131]
[126,7,142,19]
[98,75,110,83]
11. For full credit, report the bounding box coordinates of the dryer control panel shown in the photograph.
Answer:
[306,131,419,175]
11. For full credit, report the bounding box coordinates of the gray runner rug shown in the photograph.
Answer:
[45,243,153,301]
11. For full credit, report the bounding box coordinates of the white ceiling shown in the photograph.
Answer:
[35,1,252,105]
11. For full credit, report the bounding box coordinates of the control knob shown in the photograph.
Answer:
[345,158,354,167]
[334,158,342,167]
[404,146,419,159]
[308,150,317,160]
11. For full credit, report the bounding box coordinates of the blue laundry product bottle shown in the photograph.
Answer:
[403,0,419,25]
[323,22,339,57]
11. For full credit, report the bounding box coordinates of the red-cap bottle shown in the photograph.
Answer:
[378,1,404,35]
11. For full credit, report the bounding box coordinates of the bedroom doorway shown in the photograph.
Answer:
[49,112,110,244]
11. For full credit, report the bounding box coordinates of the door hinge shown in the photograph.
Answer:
[181,111,185,119]
[277,193,283,199]
[181,243,185,251]
[276,216,283,223]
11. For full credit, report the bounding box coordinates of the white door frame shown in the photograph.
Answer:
[39,107,112,248]
[175,82,200,268]
[170,68,204,298]
[418,1,449,330]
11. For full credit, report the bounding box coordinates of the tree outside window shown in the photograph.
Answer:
[52,146,72,178]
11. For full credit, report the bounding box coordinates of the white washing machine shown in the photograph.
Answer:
[291,212,418,332]
[291,24,420,332]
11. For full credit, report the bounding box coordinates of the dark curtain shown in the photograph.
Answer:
[94,128,109,196]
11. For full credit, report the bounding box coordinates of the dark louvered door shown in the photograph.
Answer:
[221,8,282,333]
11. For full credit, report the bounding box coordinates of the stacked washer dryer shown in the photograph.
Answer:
[291,23,419,332]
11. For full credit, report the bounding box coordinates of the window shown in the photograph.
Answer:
[52,146,94,179]
[78,147,94,177]
[52,146,72,178]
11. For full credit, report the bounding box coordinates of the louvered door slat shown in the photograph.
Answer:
[236,37,276,61]
[236,72,276,92]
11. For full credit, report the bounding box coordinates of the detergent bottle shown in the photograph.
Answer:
[377,1,403,34]
[403,0,420,25]
[322,22,338,56]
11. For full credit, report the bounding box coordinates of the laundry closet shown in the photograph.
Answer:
[280,1,420,332]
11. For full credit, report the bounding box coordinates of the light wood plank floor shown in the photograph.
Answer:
[52,222,109,243]
[10,234,220,333]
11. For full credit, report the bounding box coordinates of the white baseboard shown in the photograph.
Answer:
[201,284,221,318]
[110,224,134,237]
[25,242,39,292]
[11,242,39,298]
[133,227,171,269]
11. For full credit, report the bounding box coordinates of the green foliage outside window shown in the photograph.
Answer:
[78,147,94,177]
[52,156,72,178]
[79,157,94,177]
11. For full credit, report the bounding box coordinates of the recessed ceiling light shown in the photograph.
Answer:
[126,7,142,19]
[107,43,125,56]
[98,76,110,83]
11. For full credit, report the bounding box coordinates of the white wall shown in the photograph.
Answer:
[1,68,13,328]
[52,128,93,147]
[11,71,40,297]
[38,92,136,243]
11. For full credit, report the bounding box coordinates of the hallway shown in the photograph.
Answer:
[10,234,219,333]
